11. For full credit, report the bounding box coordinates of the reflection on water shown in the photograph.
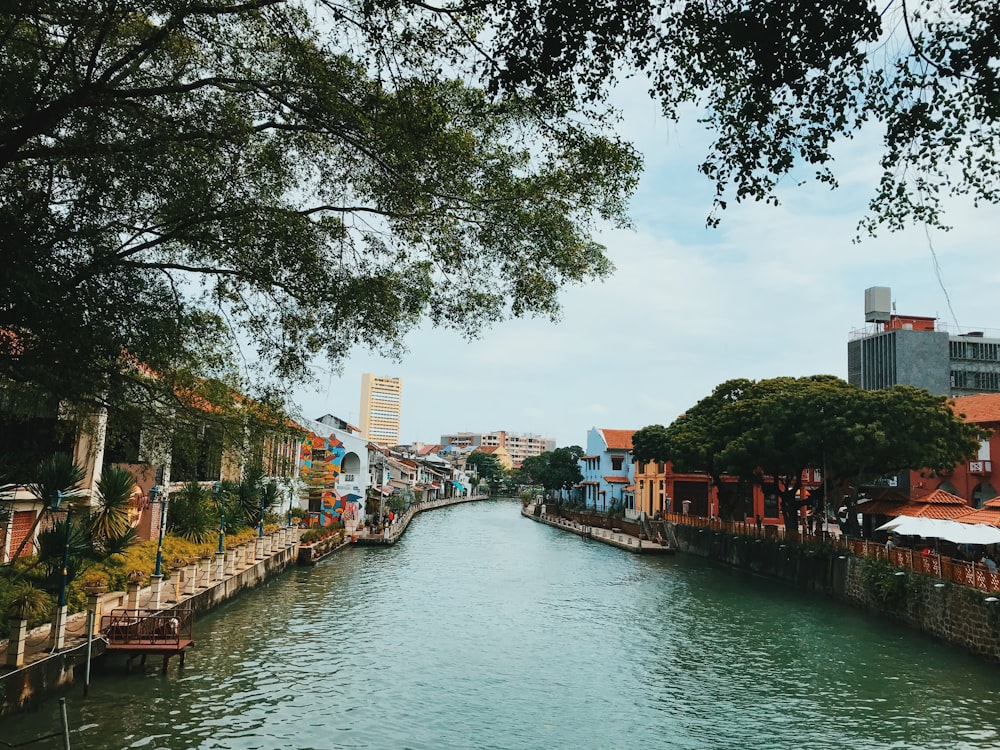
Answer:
[6,499,1000,749]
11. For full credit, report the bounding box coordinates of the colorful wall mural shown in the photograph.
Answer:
[299,432,347,527]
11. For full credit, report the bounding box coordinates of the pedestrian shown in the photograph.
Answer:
[886,534,896,552]
[755,515,762,532]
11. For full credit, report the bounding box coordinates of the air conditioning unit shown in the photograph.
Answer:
[969,460,992,475]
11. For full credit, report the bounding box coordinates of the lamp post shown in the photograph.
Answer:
[258,490,265,538]
[151,485,165,577]
[213,482,225,555]
[49,490,72,651]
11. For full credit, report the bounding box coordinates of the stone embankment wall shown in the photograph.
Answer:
[672,524,1000,662]
[0,530,299,716]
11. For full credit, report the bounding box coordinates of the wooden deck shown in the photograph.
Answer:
[100,608,195,673]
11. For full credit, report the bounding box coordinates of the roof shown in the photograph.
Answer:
[954,507,1000,527]
[857,488,970,520]
[476,445,502,455]
[950,393,1000,425]
[599,429,635,451]
[603,476,629,484]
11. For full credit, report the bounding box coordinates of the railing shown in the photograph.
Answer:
[100,608,194,647]
[663,512,1000,593]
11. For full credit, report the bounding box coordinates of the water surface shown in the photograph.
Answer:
[6,499,1000,749]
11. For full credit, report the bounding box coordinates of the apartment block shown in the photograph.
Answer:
[439,430,555,465]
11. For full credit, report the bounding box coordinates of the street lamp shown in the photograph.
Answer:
[258,490,265,538]
[286,486,294,527]
[213,482,225,555]
[51,491,71,610]
[151,485,166,578]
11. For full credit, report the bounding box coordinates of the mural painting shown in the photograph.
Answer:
[299,432,347,527]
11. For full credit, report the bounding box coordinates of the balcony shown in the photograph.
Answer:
[969,461,992,476]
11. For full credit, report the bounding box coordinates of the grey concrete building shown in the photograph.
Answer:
[848,287,1000,396]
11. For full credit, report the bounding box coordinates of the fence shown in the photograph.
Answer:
[659,511,1000,593]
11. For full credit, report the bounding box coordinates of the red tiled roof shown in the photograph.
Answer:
[581,455,600,460]
[910,488,969,505]
[857,487,971,519]
[476,446,501,454]
[603,476,629,484]
[950,394,1000,425]
[579,480,598,485]
[599,429,635,451]
[954,507,1000,527]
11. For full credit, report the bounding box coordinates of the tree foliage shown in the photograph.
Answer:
[466,451,505,484]
[518,446,583,494]
[640,376,984,532]
[0,0,640,425]
[487,0,1000,232]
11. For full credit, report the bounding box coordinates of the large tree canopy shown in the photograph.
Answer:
[637,376,984,532]
[518,445,583,495]
[0,0,639,419]
[4,0,996,428]
[489,0,999,232]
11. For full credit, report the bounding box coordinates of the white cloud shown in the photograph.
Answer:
[294,83,1000,449]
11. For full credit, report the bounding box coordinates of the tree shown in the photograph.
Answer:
[1,1,640,427]
[466,452,504,488]
[519,446,583,498]
[657,375,984,533]
[486,0,1000,233]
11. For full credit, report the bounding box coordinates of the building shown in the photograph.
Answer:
[471,444,513,471]
[578,428,635,511]
[439,430,555,466]
[297,415,370,528]
[848,286,1000,396]
[358,373,402,445]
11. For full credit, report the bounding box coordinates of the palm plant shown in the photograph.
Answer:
[7,454,86,563]
[89,466,136,548]
[35,518,90,591]
[7,582,51,624]
[167,482,215,543]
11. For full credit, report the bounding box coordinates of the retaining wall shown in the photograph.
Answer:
[672,524,1000,662]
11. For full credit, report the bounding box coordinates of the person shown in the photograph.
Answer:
[755,515,762,532]
[886,534,896,552]
[984,554,998,573]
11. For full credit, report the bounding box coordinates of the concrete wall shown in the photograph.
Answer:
[673,524,1000,662]
[0,533,299,716]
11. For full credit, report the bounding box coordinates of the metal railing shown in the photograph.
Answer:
[100,608,194,647]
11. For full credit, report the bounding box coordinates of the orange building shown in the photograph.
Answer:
[903,394,1000,508]
[632,460,771,522]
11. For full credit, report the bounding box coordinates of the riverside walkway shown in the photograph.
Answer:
[354,493,488,545]
[522,504,675,554]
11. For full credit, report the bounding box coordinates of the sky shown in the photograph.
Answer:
[291,77,1000,449]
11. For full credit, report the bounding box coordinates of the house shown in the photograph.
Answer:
[578,428,635,511]
[472,444,513,471]
[894,393,1000,510]
[297,415,370,528]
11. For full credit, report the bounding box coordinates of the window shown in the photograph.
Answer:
[611,455,624,471]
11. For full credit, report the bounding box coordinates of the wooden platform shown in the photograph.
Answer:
[101,608,195,673]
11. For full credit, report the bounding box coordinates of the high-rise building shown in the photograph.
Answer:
[847,287,1000,396]
[359,374,402,445]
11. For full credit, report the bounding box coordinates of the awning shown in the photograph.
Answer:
[452,481,465,492]
[604,476,628,484]
[876,517,1000,545]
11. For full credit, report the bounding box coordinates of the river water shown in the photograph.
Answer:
[6,499,1000,749]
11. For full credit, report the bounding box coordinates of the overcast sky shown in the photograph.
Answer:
[291,79,1000,449]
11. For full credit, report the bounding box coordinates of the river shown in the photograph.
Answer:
[6,499,1000,749]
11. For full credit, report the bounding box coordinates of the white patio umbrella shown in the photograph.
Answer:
[876,516,1000,545]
